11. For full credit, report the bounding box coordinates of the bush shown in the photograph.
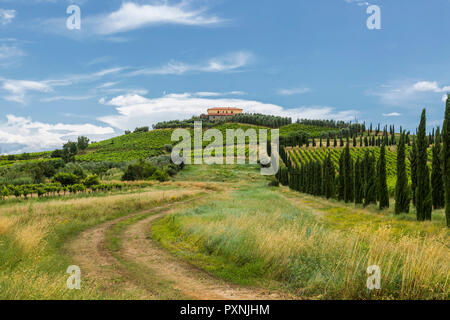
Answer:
[152,169,169,182]
[52,172,79,186]
[82,175,101,188]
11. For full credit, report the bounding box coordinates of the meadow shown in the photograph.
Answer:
[153,165,449,300]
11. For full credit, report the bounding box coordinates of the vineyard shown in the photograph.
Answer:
[286,146,433,195]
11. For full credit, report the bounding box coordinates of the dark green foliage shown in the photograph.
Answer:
[77,136,90,150]
[378,144,389,209]
[354,157,363,204]
[364,151,377,207]
[122,160,158,181]
[409,137,418,206]
[52,172,80,186]
[343,144,354,203]
[82,175,101,188]
[442,95,450,227]
[323,154,335,199]
[415,109,432,221]
[431,128,444,209]
[62,141,78,163]
[134,126,149,133]
[395,132,410,214]
[338,151,345,201]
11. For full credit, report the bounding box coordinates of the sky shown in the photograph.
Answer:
[0,0,449,154]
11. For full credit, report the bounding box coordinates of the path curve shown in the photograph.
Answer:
[66,197,289,300]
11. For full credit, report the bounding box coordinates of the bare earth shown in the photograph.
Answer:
[66,198,289,300]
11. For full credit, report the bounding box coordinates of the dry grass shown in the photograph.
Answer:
[0,186,206,299]
[156,186,449,299]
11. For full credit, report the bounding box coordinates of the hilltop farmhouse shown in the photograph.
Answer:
[201,107,243,121]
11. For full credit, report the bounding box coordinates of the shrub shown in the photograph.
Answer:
[52,172,79,186]
[82,175,101,188]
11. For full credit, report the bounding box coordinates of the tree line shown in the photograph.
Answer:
[277,95,450,227]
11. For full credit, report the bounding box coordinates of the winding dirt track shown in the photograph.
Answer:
[66,198,288,300]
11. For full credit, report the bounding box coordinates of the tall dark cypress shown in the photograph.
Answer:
[378,144,389,209]
[442,94,450,227]
[323,154,335,199]
[364,151,377,207]
[344,143,354,203]
[395,132,410,214]
[354,157,363,204]
[416,109,433,221]
[431,128,444,209]
[410,137,418,206]
[338,150,345,201]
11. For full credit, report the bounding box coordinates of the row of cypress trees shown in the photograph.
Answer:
[279,140,390,210]
[276,95,450,226]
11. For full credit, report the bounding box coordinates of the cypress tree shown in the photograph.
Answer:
[395,131,410,214]
[334,137,337,148]
[442,94,450,227]
[431,128,444,209]
[326,136,330,147]
[354,157,363,204]
[378,144,389,209]
[410,137,418,206]
[344,143,354,203]
[323,154,335,199]
[364,151,377,206]
[416,109,433,221]
[338,151,345,201]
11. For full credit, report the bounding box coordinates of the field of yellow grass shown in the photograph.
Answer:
[0,185,206,299]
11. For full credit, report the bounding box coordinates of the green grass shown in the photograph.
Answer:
[152,165,449,300]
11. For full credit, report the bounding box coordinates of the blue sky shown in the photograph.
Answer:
[0,0,449,154]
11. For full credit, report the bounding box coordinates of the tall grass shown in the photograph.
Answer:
[0,187,204,299]
[154,186,449,299]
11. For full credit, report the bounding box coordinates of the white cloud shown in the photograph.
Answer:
[277,87,311,96]
[0,44,24,60]
[98,92,359,130]
[40,95,93,103]
[42,1,223,38]
[413,81,450,93]
[369,80,450,106]
[1,79,52,104]
[382,112,401,117]
[0,67,123,104]
[129,51,253,76]
[0,9,16,25]
[93,2,222,35]
[0,114,115,154]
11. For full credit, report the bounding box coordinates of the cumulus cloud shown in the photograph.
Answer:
[0,9,16,25]
[98,92,359,130]
[0,114,115,154]
[368,80,450,106]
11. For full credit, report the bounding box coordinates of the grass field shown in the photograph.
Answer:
[0,155,448,300]
[153,165,449,300]
[0,183,206,299]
